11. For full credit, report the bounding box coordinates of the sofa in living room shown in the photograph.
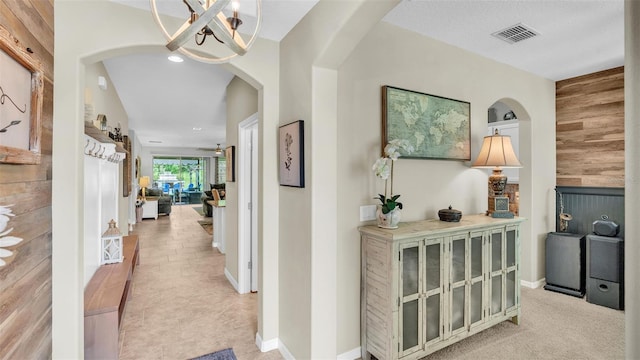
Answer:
[141,188,172,215]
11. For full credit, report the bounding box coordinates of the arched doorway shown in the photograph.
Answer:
[52,2,280,355]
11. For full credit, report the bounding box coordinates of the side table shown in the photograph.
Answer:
[141,199,158,220]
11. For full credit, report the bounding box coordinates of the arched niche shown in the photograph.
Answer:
[487,100,520,185]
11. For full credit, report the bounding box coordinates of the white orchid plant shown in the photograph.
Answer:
[0,205,23,267]
[372,139,414,214]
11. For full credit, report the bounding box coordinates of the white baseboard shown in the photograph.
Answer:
[279,339,295,360]
[255,333,279,352]
[521,278,546,289]
[337,347,361,360]
[224,268,240,292]
[253,335,359,360]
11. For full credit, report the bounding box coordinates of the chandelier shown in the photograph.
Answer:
[150,0,262,64]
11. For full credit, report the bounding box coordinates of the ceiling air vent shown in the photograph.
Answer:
[492,23,539,44]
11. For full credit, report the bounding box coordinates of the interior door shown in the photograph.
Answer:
[250,122,259,292]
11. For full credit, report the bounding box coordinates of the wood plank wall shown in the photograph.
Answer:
[556,67,624,187]
[0,0,54,358]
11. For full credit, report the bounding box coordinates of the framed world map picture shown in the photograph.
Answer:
[382,86,470,160]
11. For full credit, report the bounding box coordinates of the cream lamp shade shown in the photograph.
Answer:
[139,176,151,199]
[472,130,522,169]
[472,130,522,216]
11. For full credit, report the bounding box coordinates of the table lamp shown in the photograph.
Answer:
[472,129,522,217]
[139,176,150,200]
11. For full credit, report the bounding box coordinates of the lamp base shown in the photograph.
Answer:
[485,168,508,216]
[491,211,514,219]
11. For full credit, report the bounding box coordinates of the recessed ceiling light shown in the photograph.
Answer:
[149,140,163,143]
[193,127,202,131]
[168,55,184,63]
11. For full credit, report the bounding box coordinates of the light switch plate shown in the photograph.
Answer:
[360,205,377,221]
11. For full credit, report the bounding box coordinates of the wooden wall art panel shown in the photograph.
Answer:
[0,0,54,358]
[556,67,624,187]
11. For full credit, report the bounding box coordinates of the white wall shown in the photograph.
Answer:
[279,1,401,357]
[335,21,556,353]
[84,61,131,235]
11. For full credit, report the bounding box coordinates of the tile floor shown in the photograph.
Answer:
[119,204,282,360]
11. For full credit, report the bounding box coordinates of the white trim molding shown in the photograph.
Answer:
[337,347,361,360]
[224,267,240,292]
[278,339,295,360]
[255,332,279,352]
[521,278,546,289]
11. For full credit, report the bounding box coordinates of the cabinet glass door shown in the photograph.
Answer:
[424,240,443,344]
[400,243,422,356]
[469,231,484,327]
[449,234,467,334]
[505,226,518,310]
[489,229,503,316]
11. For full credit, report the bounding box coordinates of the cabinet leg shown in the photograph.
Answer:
[510,314,520,325]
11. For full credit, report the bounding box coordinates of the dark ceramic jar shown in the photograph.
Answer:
[438,205,462,222]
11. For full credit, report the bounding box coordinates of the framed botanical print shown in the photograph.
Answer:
[279,120,305,188]
[0,26,44,165]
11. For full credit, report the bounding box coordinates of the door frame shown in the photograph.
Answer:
[238,113,259,294]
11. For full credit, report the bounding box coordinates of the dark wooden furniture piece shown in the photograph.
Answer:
[84,235,140,359]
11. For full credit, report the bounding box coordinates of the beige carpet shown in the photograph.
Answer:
[425,287,624,359]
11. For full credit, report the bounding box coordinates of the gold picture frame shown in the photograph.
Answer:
[225,146,235,182]
[0,26,44,165]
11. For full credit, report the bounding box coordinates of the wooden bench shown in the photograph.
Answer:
[84,235,139,359]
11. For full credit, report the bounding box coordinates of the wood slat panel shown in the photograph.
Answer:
[8,306,52,360]
[0,2,53,80]
[0,260,51,356]
[2,0,54,55]
[0,233,51,293]
[0,1,53,356]
[0,257,51,324]
[556,67,624,187]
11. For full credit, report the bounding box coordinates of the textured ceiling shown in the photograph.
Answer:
[383,0,624,81]
[105,0,624,151]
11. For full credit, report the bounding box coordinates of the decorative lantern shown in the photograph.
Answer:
[101,219,123,264]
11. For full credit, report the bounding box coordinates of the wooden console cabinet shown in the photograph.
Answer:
[84,235,139,359]
[359,215,525,360]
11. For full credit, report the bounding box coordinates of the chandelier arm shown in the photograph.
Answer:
[204,12,247,55]
[195,31,206,45]
[166,0,231,51]
[211,32,225,44]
